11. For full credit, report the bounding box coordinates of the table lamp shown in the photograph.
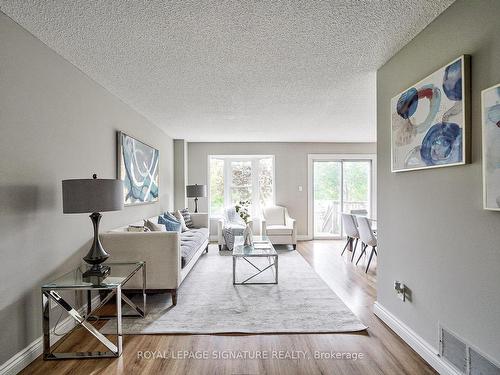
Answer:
[186,184,207,213]
[62,174,123,277]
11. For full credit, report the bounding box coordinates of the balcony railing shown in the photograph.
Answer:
[314,200,368,236]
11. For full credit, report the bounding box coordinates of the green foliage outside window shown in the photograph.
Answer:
[209,156,274,216]
[210,158,224,216]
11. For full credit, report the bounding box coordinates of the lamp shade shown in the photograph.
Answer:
[62,178,124,214]
[186,184,207,198]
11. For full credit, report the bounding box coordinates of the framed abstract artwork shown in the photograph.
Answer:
[391,55,470,172]
[482,83,500,211]
[117,131,159,205]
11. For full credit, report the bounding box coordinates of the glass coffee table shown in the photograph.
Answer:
[232,236,278,285]
[41,261,146,360]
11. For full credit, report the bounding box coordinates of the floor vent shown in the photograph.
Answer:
[440,326,500,375]
[469,348,500,375]
[440,327,467,374]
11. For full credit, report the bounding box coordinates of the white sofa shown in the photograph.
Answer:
[261,205,297,249]
[100,213,209,305]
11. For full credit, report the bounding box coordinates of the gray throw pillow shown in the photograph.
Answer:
[143,219,166,232]
[127,225,149,232]
[179,208,194,228]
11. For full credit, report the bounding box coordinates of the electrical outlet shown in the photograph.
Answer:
[298,185,303,192]
[394,281,407,301]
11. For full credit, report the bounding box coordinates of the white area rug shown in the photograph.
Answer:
[101,250,366,334]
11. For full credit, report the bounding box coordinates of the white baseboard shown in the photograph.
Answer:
[0,338,41,375]
[373,302,462,375]
[0,295,102,375]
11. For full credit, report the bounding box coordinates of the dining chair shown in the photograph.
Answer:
[356,216,378,273]
[350,209,368,216]
[341,213,360,261]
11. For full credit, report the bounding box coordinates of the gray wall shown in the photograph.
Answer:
[0,12,174,364]
[377,0,500,363]
[173,139,188,209]
[188,142,376,236]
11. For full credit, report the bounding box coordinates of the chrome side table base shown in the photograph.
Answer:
[41,262,146,360]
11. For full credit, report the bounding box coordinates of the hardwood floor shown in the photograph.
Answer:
[21,241,436,375]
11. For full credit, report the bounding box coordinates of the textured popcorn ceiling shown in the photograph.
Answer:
[0,0,454,142]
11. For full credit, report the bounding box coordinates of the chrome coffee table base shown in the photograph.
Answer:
[232,236,279,285]
[233,255,278,285]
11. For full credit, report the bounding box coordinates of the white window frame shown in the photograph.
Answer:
[208,155,276,218]
[307,153,377,240]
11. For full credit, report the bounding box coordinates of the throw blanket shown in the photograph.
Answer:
[222,226,244,251]
[221,207,246,251]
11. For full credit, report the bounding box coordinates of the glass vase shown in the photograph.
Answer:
[243,223,253,246]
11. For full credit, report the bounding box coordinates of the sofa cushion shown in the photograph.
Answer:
[266,224,292,235]
[180,228,209,268]
[180,242,198,269]
[264,206,285,225]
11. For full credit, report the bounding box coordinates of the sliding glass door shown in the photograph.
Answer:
[312,158,372,239]
[313,161,342,237]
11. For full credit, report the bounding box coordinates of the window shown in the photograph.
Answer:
[209,155,275,217]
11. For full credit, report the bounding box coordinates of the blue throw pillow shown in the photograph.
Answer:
[163,211,178,222]
[158,215,181,232]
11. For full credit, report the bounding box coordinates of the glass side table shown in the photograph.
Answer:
[41,261,146,360]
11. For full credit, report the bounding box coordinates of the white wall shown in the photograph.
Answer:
[0,12,174,364]
[187,142,376,236]
[377,0,500,364]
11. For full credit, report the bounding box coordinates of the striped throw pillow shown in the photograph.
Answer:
[179,208,194,228]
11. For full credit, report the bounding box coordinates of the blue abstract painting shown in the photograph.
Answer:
[482,83,500,210]
[391,56,469,172]
[118,132,159,205]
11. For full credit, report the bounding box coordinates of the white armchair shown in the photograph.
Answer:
[261,205,297,249]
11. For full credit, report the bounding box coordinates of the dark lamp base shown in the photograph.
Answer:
[83,264,111,278]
